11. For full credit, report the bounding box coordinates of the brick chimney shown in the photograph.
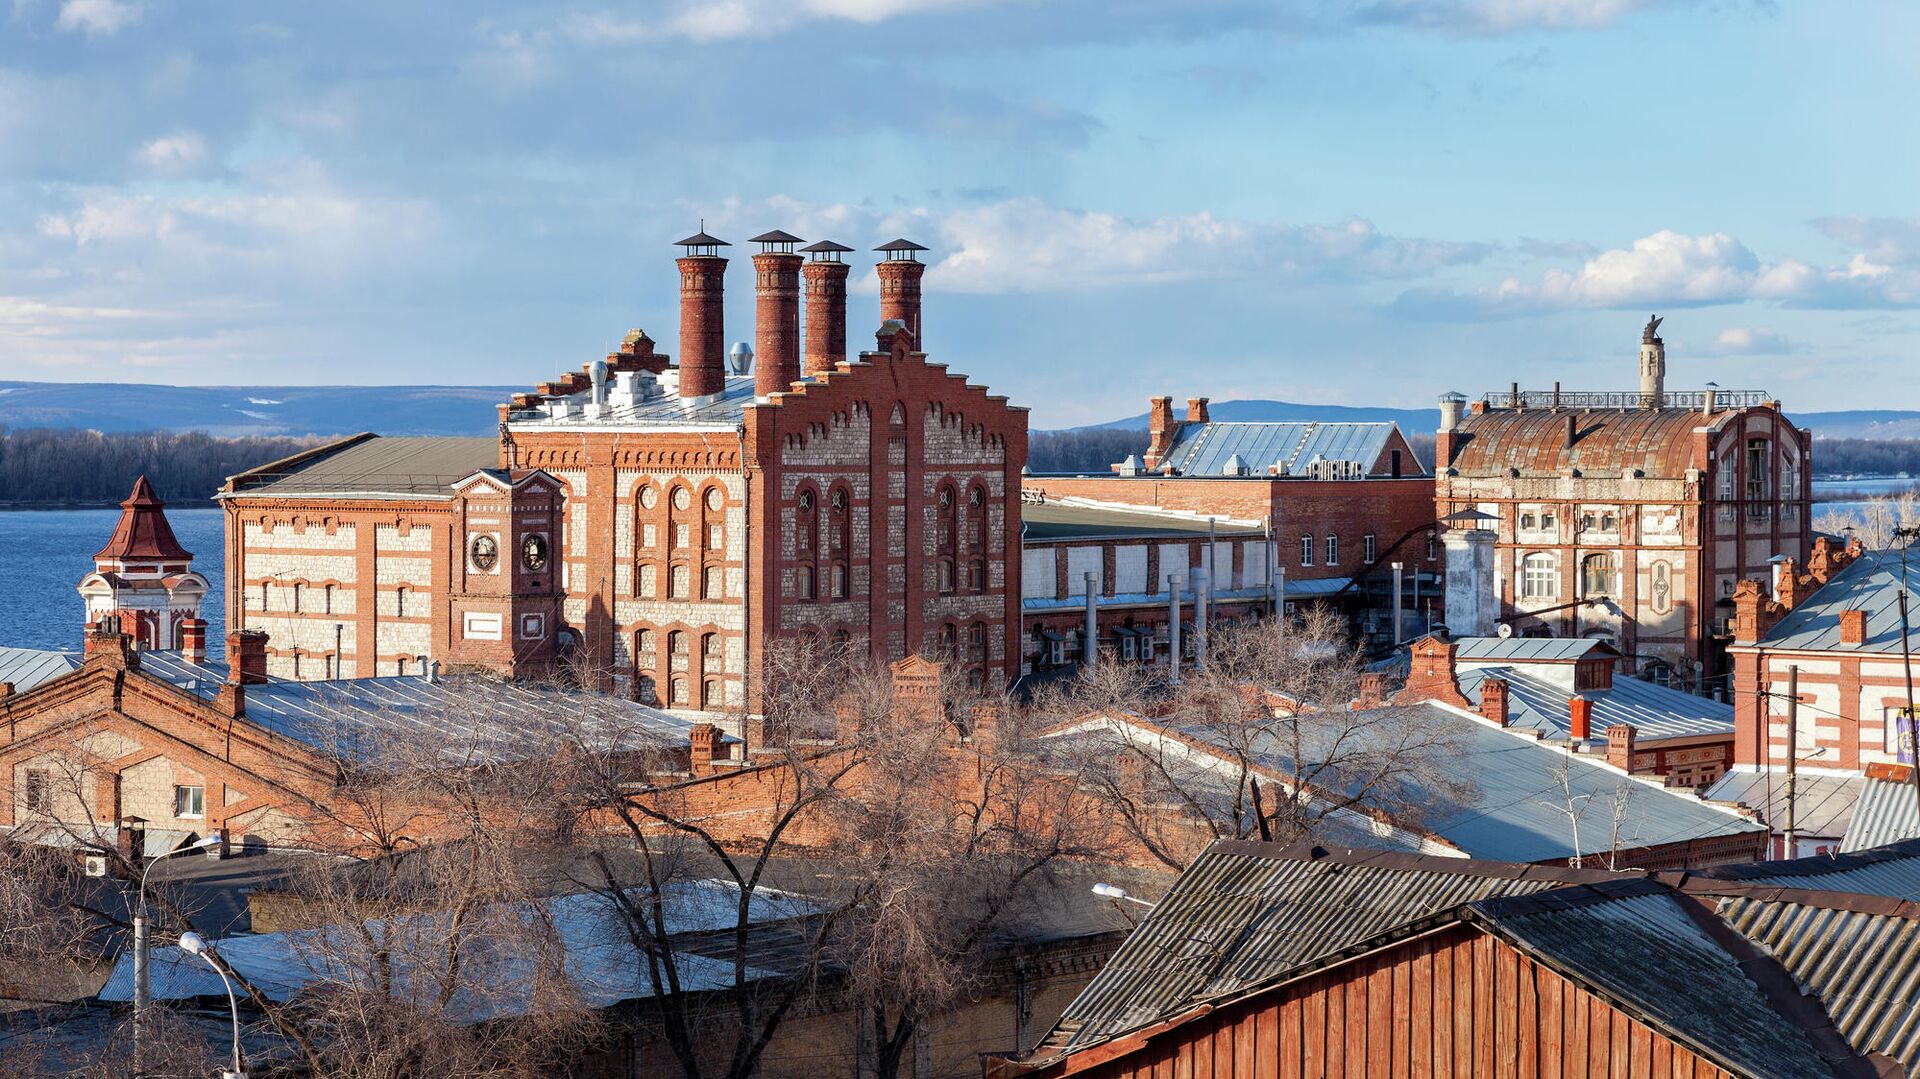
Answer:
[226,629,269,686]
[1186,397,1210,424]
[750,231,804,397]
[83,621,137,669]
[1732,579,1780,644]
[688,723,722,774]
[179,618,208,664]
[1480,676,1510,727]
[1392,634,1471,709]
[801,240,852,377]
[675,229,730,399]
[1354,673,1384,710]
[875,238,928,348]
[1606,723,1637,771]
[1839,609,1868,646]
[1145,396,1178,470]
[1569,695,1593,741]
[0,682,14,700]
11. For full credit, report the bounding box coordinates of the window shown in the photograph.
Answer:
[702,678,721,709]
[1745,439,1770,501]
[1540,510,1556,530]
[23,769,48,813]
[968,484,988,552]
[970,624,987,662]
[670,564,690,599]
[797,565,816,600]
[395,586,410,617]
[1426,532,1437,561]
[939,623,957,657]
[1582,553,1618,596]
[831,563,849,600]
[1325,535,1339,566]
[323,584,335,614]
[967,558,986,592]
[937,483,958,554]
[638,564,657,598]
[174,784,205,819]
[708,524,724,550]
[671,678,689,705]
[291,582,303,612]
[796,487,818,556]
[669,630,687,656]
[704,565,723,600]
[635,628,656,662]
[1521,513,1536,530]
[938,559,956,594]
[701,632,720,673]
[257,582,268,611]
[1363,533,1377,563]
[1522,553,1557,599]
[1299,535,1314,567]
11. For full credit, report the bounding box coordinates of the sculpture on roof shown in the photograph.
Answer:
[1642,314,1663,343]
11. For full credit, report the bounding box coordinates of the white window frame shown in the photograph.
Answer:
[174,784,205,819]
[1325,534,1339,566]
[1299,535,1313,567]
[1363,533,1377,563]
[1521,553,1557,599]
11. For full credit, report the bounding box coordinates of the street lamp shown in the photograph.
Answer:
[1090,882,1154,908]
[177,932,247,1079]
[133,832,223,1076]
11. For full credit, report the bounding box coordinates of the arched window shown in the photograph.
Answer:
[939,560,956,594]
[637,485,659,550]
[705,486,725,550]
[969,623,987,663]
[831,627,850,651]
[939,623,957,657]
[1299,535,1313,567]
[701,632,720,673]
[323,584,335,614]
[638,564,657,598]
[796,487,818,558]
[937,483,958,554]
[796,565,816,601]
[671,677,689,705]
[967,484,988,552]
[830,484,851,598]
[967,558,986,592]
[635,675,658,705]
[670,486,691,548]
[1325,535,1339,566]
[1582,553,1618,597]
[668,630,687,657]
[702,678,721,710]
[704,565,723,600]
[670,564,690,598]
[1522,553,1557,599]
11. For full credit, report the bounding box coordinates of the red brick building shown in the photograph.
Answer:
[226,231,1027,727]
[1023,399,1438,646]
[1433,317,1813,689]
[77,477,209,652]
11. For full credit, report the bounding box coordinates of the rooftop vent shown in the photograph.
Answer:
[1117,454,1143,477]
[728,341,754,375]
[1221,453,1248,477]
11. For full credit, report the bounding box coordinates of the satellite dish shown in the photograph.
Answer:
[1496,623,1514,639]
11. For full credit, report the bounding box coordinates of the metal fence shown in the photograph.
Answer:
[1480,389,1770,410]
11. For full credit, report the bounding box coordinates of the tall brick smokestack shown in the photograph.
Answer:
[675,228,730,399]
[875,238,928,349]
[750,230,804,396]
[800,240,852,377]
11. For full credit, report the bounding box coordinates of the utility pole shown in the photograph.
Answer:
[1785,664,1799,858]
[1898,526,1920,819]
[1167,573,1182,686]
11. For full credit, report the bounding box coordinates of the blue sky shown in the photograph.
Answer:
[1,0,1916,427]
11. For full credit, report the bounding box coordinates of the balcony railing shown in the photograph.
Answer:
[1481,389,1770,411]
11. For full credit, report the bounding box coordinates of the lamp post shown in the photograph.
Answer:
[133,833,222,1077]
[1090,882,1154,908]
[177,931,247,1079]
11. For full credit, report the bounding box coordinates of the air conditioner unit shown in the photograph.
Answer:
[83,855,108,878]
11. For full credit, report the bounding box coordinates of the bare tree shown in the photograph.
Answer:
[1815,489,1920,549]
[1036,609,1473,870]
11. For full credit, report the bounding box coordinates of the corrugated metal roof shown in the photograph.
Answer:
[0,645,80,693]
[1448,407,1735,480]
[1705,770,1862,840]
[1760,550,1920,654]
[228,435,499,498]
[1156,422,1409,478]
[1043,844,1604,1051]
[1715,895,1920,1072]
[1843,778,1920,852]
[100,880,813,1023]
[1454,636,1612,662]
[1020,501,1265,541]
[1700,839,1920,901]
[133,651,723,762]
[1457,666,1735,743]
[1473,884,1839,1079]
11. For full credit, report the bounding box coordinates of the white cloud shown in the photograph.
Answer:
[133,131,209,176]
[1359,0,1670,33]
[1705,326,1800,356]
[54,0,138,35]
[561,0,1029,44]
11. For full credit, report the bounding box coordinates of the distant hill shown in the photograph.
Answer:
[1074,398,1920,440]
[0,381,519,437]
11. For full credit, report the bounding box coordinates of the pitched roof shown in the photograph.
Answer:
[1446,407,1733,479]
[1699,838,1920,901]
[1843,776,1920,852]
[1151,421,1410,478]
[1038,843,1620,1053]
[1467,882,1841,1078]
[1455,665,1735,743]
[94,475,192,561]
[1704,770,1862,840]
[224,434,500,499]
[1453,635,1616,663]
[0,645,80,693]
[1019,500,1265,541]
[1758,549,1920,654]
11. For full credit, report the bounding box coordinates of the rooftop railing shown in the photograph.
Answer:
[1480,389,1771,411]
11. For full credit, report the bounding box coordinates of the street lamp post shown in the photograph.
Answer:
[177,932,247,1079]
[133,833,222,1077]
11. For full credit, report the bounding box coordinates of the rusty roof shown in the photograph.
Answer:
[1446,407,1733,479]
[94,475,193,561]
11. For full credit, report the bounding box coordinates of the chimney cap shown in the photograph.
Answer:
[875,237,928,261]
[750,229,805,253]
[801,239,854,261]
[675,229,731,256]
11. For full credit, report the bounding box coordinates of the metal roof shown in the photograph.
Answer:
[1447,406,1740,480]
[1714,894,1920,1072]
[749,229,803,244]
[1456,665,1735,743]
[1759,550,1920,654]
[226,435,499,499]
[1471,883,1839,1079]
[800,239,853,254]
[0,645,79,693]
[1041,843,1611,1052]
[1843,777,1920,852]
[1153,421,1409,479]
[1453,636,1614,662]
[1705,840,1920,901]
[1020,501,1265,542]
[99,879,813,1023]
[506,374,761,430]
[1705,770,1863,840]
[132,650,723,763]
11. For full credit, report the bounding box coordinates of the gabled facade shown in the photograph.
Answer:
[77,476,208,651]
